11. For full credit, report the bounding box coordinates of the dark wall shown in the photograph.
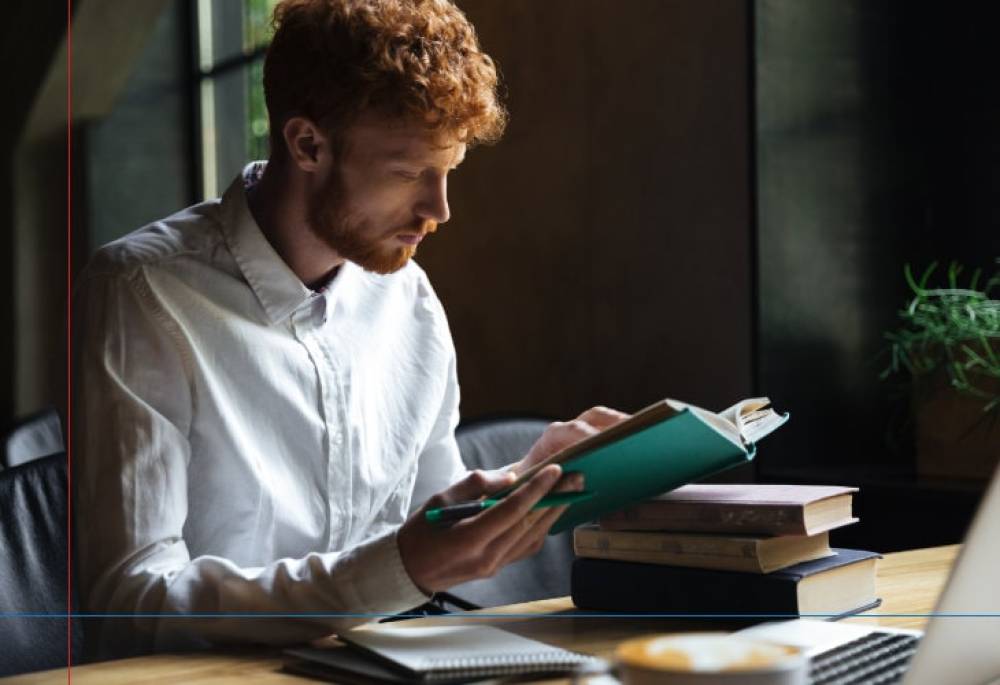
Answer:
[755,0,999,476]
[898,2,1000,263]
[420,0,755,423]
[0,2,69,425]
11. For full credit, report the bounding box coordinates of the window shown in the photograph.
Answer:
[195,0,279,199]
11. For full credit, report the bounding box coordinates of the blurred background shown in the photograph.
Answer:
[0,0,996,552]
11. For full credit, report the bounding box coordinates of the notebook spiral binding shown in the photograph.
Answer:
[424,651,599,679]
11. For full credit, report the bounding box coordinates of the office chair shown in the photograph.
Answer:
[2,407,64,469]
[446,416,578,608]
[0,452,82,676]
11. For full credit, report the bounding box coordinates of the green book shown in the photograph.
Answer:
[510,398,789,534]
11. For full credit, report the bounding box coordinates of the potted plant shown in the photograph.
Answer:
[882,261,1000,480]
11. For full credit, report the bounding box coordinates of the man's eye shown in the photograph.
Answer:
[394,170,420,181]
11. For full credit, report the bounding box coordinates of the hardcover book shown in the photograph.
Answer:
[573,525,833,573]
[599,484,857,536]
[571,548,880,616]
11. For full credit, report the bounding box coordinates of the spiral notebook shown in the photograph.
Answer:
[286,624,601,682]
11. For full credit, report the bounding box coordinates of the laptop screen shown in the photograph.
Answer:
[903,463,1000,685]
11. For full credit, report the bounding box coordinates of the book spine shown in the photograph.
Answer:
[601,503,806,535]
[573,528,764,573]
[570,558,799,614]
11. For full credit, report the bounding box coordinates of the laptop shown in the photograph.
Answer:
[737,463,1000,684]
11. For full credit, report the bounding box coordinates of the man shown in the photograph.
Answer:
[73,0,624,657]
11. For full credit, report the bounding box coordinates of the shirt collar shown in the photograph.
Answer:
[219,162,346,325]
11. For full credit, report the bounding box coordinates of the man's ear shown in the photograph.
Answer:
[282,117,331,172]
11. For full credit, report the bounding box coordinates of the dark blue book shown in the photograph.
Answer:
[571,548,880,617]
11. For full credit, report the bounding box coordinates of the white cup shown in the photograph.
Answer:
[616,632,808,685]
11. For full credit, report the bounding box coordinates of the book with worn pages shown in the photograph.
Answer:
[571,548,881,617]
[286,624,602,683]
[599,484,858,536]
[573,524,833,573]
[499,397,789,534]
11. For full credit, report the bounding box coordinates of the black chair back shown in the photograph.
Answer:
[0,452,81,676]
[448,417,577,608]
[2,408,64,469]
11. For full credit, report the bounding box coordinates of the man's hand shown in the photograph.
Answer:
[512,406,630,476]
[397,406,629,595]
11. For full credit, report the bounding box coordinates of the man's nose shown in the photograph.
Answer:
[415,175,450,225]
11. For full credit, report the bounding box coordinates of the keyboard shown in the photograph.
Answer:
[810,631,921,685]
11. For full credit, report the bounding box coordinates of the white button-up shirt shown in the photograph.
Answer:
[73,165,467,656]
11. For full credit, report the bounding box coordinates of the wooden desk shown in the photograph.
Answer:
[5,545,960,684]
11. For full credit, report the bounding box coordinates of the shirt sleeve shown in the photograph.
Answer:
[72,265,429,658]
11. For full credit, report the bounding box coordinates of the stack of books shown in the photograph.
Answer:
[571,484,882,618]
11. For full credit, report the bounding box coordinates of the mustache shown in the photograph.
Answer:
[394,219,438,236]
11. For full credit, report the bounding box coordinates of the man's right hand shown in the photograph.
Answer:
[396,407,627,595]
[397,462,580,595]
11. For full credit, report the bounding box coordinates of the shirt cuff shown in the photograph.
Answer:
[345,528,430,613]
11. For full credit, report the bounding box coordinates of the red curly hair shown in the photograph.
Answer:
[264,0,507,156]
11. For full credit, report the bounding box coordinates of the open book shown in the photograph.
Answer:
[502,397,789,534]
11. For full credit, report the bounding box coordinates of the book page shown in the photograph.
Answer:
[668,397,787,447]
[719,398,770,430]
[665,398,743,447]
[730,399,789,444]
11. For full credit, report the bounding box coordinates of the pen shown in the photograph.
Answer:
[425,491,593,525]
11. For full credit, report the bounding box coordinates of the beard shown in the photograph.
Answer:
[307,171,437,275]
